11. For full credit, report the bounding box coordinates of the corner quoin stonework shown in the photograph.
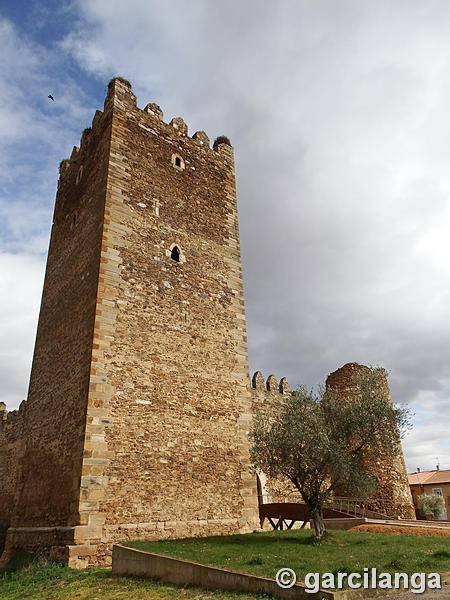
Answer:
[0,78,259,568]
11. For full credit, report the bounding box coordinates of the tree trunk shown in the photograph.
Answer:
[310,507,325,537]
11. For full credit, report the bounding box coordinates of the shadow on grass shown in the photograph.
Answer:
[432,550,450,559]
[0,551,38,573]
[127,530,342,555]
[130,530,339,548]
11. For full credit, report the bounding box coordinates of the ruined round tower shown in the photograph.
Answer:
[0,78,259,567]
[326,363,415,519]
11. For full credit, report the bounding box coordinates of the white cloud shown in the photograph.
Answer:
[0,252,45,408]
[0,16,100,253]
[2,1,450,472]
[403,412,450,473]
[0,16,106,406]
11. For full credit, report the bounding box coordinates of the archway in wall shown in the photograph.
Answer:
[256,471,269,506]
[256,473,263,507]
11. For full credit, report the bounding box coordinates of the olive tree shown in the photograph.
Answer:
[249,367,411,537]
[419,493,445,520]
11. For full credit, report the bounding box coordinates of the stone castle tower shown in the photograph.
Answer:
[0,78,259,567]
[248,364,415,519]
[326,363,415,519]
[0,78,415,569]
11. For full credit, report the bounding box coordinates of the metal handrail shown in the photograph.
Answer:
[324,496,395,520]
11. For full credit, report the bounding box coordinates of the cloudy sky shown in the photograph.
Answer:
[1,0,449,473]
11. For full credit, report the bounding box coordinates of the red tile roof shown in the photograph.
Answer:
[408,469,450,486]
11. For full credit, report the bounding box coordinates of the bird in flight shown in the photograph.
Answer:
[48,94,54,101]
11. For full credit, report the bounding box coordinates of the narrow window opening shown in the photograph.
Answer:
[70,212,78,230]
[76,165,83,184]
[171,153,185,170]
[171,246,180,262]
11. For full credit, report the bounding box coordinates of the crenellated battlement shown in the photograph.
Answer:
[57,77,233,207]
[250,371,291,422]
[57,109,107,192]
[106,77,234,170]
[103,77,232,155]
[0,400,26,428]
[250,371,290,395]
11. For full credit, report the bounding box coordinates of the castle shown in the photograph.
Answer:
[0,79,415,568]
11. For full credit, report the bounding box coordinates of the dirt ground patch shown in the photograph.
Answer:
[351,524,450,537]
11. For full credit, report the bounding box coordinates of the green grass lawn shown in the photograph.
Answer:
[0,553,274,600]
[1,530,449,599]
[126,529,450,582]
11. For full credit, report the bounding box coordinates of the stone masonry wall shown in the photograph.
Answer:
[326,363,416,519]
[67,79,259,567]
[249,371,301,504]
[2,104,113,563]
[0,403,24,556]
